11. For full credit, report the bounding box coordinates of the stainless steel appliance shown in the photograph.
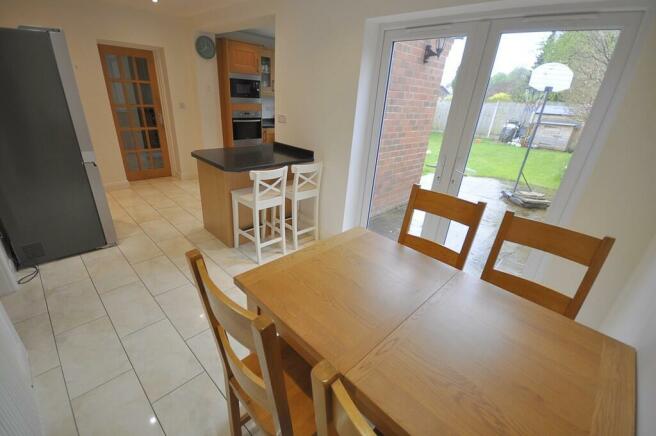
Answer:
[229,73,261,103]
[0,27,116,269]
[232,111,262,145]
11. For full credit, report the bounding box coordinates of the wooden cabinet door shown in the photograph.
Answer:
[228,41,260,74]
[260,48,274,95]
[262,128,275,144]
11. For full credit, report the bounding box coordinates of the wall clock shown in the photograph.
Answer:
[195,35,216,59]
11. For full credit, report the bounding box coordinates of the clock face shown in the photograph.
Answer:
[195,36,216,59]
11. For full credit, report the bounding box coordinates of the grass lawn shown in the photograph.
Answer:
[423,132,572,191]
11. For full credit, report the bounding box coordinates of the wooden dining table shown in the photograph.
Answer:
[234,228,636,435]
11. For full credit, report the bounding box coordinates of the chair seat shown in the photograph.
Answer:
[285,181,319,200]
[237,343,316,435]
[232,187,284,206]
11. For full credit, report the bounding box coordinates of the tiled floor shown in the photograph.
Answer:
[1,177,313,436]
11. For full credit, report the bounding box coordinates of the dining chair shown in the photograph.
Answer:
[232,166,287,264]
[311,360,376,436]
[398,184,486,269]
[269,162,323,250]
[481,211,615,319]
[186,249,316,435]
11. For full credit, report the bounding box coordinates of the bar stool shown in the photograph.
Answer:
[270,162,322,250]
[231,166,287,264]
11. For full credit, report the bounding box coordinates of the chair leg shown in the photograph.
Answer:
[271,206,277,236]
[253,207,262,264]
[226,385,242,436]
[292,199,298,250]
[314,196,320,241]
[280,204,286,255]
[260,209,267,239]
[232,197,240,248]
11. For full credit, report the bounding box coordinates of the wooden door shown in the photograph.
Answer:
[98,44,172,181]
[228,40,260,74]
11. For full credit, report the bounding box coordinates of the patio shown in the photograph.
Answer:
[367,174,548,276]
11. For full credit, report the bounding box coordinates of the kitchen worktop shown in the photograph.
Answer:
[191,142,313,173]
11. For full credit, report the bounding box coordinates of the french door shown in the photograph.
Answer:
[98,44,172,181]
[366,11,641,275]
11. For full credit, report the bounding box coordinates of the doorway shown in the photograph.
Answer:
[366,11,641,275]
[98,44,172,181]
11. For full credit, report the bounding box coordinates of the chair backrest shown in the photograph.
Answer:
[249,166,288,207]
[311,360,375,436]
[291,162,322,194]
[481,211,615,319]
[186,249,294,434]
[398,184,486,270]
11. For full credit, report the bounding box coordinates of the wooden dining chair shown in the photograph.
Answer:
[398,184,486,269]
[186,249,316,436]
[311,360,376,436]
[481,211,615,319]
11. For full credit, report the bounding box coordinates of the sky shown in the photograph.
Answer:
[441,31,552,87]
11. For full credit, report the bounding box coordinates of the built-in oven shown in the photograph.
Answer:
[232,111,262,145]
[229,73,261,103]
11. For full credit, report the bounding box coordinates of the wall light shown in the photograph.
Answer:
[423,38,447,63]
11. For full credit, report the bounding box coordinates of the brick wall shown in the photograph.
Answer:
[370,39,452,217]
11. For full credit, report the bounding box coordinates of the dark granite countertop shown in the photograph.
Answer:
[191,142,313,172]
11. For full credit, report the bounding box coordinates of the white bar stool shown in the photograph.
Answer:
[231,166,287,264]
[269,162,322,250]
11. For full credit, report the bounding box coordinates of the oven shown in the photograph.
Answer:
[232,111,262,145]
[229,73,261,102]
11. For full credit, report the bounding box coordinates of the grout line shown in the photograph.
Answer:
[52,313,108,338]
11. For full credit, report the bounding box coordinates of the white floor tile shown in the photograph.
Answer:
[40,257,89,291]
[156,284,208,340]
[198,239,256,277]
[0,279,47,323]
[45,279,106,335]
[152,373,237,436]
[56,316,131,399]
[101,282,165,338]
[71,371,163,436]
[172,218,216,244]
[122,319,202,402]
[34,366,78,436]
[118,233,163,264]
[132,256,189,296]
[82,247,139,294]
[14,312,59,377]
[156,206,196,226]
[155,236,197,268]
[140,219,182,242]
[112,215,142,239]
[123,204,161,223]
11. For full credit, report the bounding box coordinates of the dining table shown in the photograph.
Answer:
[234,227,636,435]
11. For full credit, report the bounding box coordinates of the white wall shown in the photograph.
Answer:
[602,234,656,435]
[0,0,204,186]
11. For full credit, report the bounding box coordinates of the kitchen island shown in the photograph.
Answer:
[192,142,314,247]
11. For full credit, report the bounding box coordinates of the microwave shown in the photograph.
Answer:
[230,73,261,103]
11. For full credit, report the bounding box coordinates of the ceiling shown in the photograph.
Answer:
[96,0,246,18]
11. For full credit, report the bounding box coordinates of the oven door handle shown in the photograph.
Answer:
[233,119,262,123]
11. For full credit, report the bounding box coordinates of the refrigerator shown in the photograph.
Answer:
[0,27,116,270]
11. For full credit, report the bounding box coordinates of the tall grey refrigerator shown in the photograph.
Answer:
[0,27,116,270]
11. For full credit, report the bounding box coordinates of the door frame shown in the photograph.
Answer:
[98,43,174,181]
[357,1,647,279]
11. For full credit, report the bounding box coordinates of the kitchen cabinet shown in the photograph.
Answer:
[262,128,275,144]
[227,40,260,74]
[260,48,275,95]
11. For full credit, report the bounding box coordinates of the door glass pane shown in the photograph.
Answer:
[135,130,147,149]
[144,108,157,127]
[148,130,160,148]
[137,109,146,128]
[447,29,620,276]
[121,56,135,79]
[106,55,120,78]
[125,83,137,105]
[140,84,153,104]
[111,82,125,104]
[126,153,139,171]
[139,152,152,169]
[152,150,163,169]
[116,108,139,128]
[121,131,136,149]
[135,57,149,80]
[367,36,467,240]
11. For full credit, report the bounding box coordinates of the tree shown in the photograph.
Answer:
[487,67,531,102]
[536,30,619,120]
[488,92,512,102]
